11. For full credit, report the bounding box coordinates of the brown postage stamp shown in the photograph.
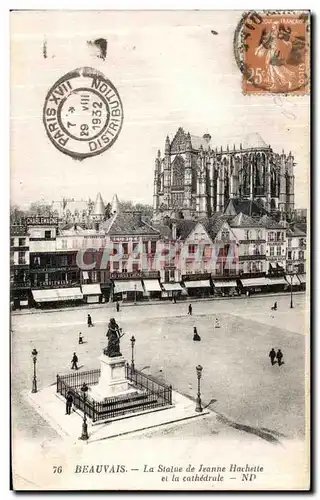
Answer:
[234,11,310,95]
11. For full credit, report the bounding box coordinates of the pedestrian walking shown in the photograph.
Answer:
[116,301,120,312]
[71,352,78,370]
[87,314,93,327]
[193,327,201,342]
[215,317,220,329]
[274,301,278,310]
[173,296,177,304]
[269,348,276,365]
[276,349,284,366]
[78,332,84,344]
[188,304,192,315]
[65,391,73,415]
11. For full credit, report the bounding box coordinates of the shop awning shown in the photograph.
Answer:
[32,289,59,302]
[213,280,237,288]
[143,279,162,292]
[298,274,306,284]
[285,275,300,286]
[266,277,287,286]
[82,284,101,295]
[56,288,83,300]
[184,280,211,288]
[113,280,144,294]
[162,282,183,291]
[240,277,268,287]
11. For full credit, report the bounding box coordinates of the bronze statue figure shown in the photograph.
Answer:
[104,318,124,358]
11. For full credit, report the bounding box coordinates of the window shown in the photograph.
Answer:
[277,246,281,256]
[151,241,157,254]
[269,232,275,242]
[270,246,275,256]
[18,251,26,264]
[245,230,251,240]
[113,261,120,271]
[122,263,128,273]
[299,251,304,260]
[45,230,51,239]
[170,269,175,279]
[143,241,148,254]
[10,238,14,247]
[299,238,305,248]
[221,230,230,241]
[204,244,211,258]
[288,251,292,260]
[132,242,139,253]
[132,262,139,272]
[60,255,68,266]
[253,246,260,256]
[244,245,249,256]
[276,232,282,242]
[188,244,196,254]
[256,230,262,240]
[91,271,97,282]
[62,240,68,249]
[288,239,292,248]
[19,238,26,247]
[10,251,14,264]
[122,243,128,255]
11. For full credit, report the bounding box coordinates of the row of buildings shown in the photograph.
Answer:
[10,191,306,309]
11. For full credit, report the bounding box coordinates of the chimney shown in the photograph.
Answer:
[133,211,142,226]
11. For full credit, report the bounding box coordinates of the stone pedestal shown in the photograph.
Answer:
[89,355,132,401]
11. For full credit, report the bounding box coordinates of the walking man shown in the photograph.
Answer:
[276,349,284,366]
[116,301,120,313]
[87,314,93,327]
[71,352,78,370]
[269,348,276,365]
[188,304,192,315]
[66,391,73,415]
[78,332,84,344]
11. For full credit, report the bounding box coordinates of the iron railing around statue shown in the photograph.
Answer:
[56,366,172,422]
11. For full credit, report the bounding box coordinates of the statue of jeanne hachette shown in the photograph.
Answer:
[103,318,124,358]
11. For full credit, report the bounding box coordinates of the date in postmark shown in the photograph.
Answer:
[43,67,123,159]
[234,11,310,95]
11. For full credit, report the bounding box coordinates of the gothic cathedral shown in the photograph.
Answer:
[152,127,295,220]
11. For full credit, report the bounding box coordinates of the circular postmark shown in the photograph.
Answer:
[234,11,310,94]
[43,67,124,159]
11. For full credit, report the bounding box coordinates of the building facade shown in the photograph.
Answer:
[153,128,295,221]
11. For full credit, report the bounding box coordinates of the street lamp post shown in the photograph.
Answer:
[290,274,294,309]
[195,365,203,413]
[130,335,136,372]
[134,284,137,305]
[80,382,89,441]
[31,348,38,393]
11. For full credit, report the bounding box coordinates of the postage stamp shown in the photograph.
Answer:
[43,67,124,159]
[234,11,310,95]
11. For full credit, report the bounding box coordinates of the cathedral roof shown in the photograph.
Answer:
[242,133,268,150]
[175,219,198,240]
[190,135,211,151]
[92,192,105,216]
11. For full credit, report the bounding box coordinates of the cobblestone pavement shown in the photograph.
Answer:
[11,293,308,443]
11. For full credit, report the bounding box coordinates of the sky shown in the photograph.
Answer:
[10,10,309,209]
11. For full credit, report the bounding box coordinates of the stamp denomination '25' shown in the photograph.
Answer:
[43,67,124,159]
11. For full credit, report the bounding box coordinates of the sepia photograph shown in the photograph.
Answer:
[10,9,310,491]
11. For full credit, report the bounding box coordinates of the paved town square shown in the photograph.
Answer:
[12,293,307,445]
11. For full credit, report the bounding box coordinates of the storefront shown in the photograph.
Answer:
[142,279,162,300]
[113,280,144,302]
[81,284,102,304]
[266,276,288,292]
[161,282,184,300]
[239,277,268,295]
[297,274,306,290]
[212,279,238,297]
[32,287,83,307]
[182,279,212,298]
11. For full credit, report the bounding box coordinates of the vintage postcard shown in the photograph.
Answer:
[10,10,310,491]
